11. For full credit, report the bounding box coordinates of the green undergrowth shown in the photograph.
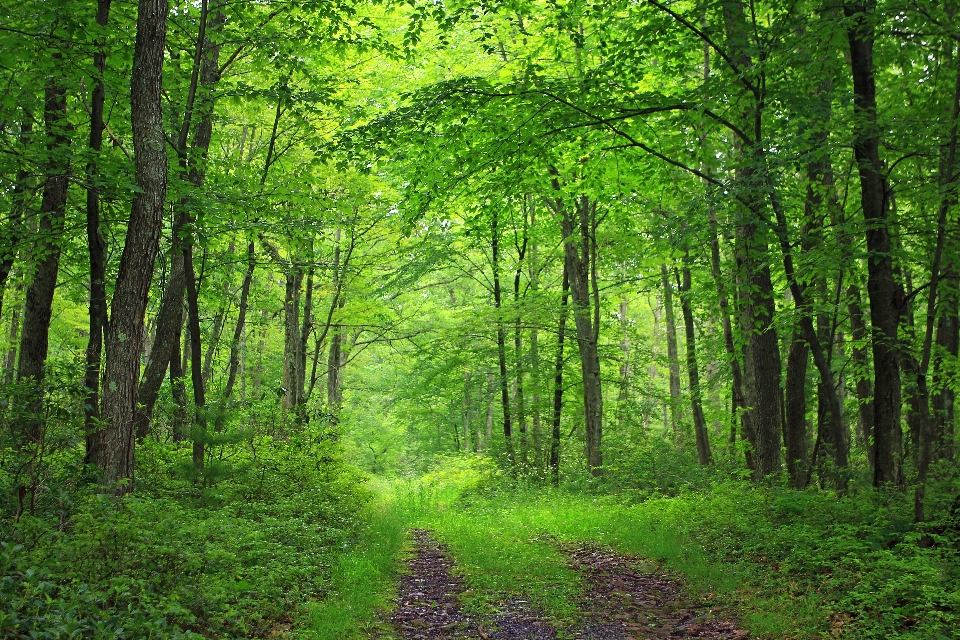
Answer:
[301,478,409,640]
[375,454,959,640]
[1,384,372,639]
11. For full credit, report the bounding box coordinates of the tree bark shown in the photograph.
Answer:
[17,72,70,445]
[784,325,809,488]
[844,0,905,488]
[551,186,603,475]
[661,264,682,435]
[513,213,528,464]
[492,208,514,464]
[0,118,32,321]
[223,241,255,400]
[551,260,570,486]
[83,0,113,436]
[94,0,169,491]
[131,0,224,440]
[184,242,206,472]
[678,259,712,464]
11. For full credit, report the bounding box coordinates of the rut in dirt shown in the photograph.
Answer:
[389,529,555,639]
[564,543,749,639]
[388,530,748,639]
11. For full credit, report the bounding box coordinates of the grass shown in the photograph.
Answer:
[298,455,957,639]
[301,479,409,639]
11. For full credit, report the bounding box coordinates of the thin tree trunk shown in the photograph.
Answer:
[551,260,570,486]
[3,291,22,383]
[184,243,206,472]
[223,241,254,400]
[492,208,514,464]
[0,119,32,324]
[678,259,711,464]
[661,264,682,435]
[513,213,528,464]
[910,54,960,518]
[529,208,543,463]
[847,286,876,465]
[94,0,169,490]
[617,296,630,427]
[83,0,113,436]
[201,281,230,384]
[283,265,303,412]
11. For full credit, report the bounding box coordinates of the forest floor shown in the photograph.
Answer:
[385,528,749,640]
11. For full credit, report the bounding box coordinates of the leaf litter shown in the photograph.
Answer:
[386,530,749,639]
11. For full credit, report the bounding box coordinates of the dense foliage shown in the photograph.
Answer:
[1,0,959,636]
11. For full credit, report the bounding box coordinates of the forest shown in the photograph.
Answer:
[0,0,958,637]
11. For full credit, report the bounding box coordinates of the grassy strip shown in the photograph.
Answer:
[301,480,409,639]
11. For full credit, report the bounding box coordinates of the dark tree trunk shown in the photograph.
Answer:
[282,265,303,411]
[844,0,905,488]
[223,241,255,400]
[133,234,185,442]
[184,243,205,472]
[513,217,528,463]
[94,0,169,491]
[132,1,223,441]
[17,74,70,445]
[678,260,712,464]
[847,286,875,465]
[83,0,113,437]
[551,260,570,486]
[492,208,514,464]
[0,118,32,320]
[201,281,230,384]
[661,264,682,435]
[706,196,749,459]
[558,193,603,475]
[735,232,783,479]
[784,324,809,488]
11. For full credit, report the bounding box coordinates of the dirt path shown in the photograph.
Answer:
[565,543,748,639]
[389,529,555,639]
[387,530,748,640]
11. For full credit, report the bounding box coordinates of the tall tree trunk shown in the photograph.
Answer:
[83,0,113,437]
[553,190,603,475]
[528,207,543,463]
[17,72,70,445]
[94,0,169,491]
[133,240,184,442]
[325,228,347,423]
[201,281,230,384]
[784,325,809,488]
[513,215,528,464]
[707,201,748,459]
[184,243,205,472]
[617,296,631,427]
[131,0,224,441]
[282,265,303,411]
[223,241,255,400]
[3,290,22,383]
[844,0,905,488]
[0,118,32,321]
[848,286,876,466]
[492,208,514,464]
[909,55,960,519]
[678,259,712,464]
[551,260,570,486]
[661,264,682,435]
[299,263,314,406]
